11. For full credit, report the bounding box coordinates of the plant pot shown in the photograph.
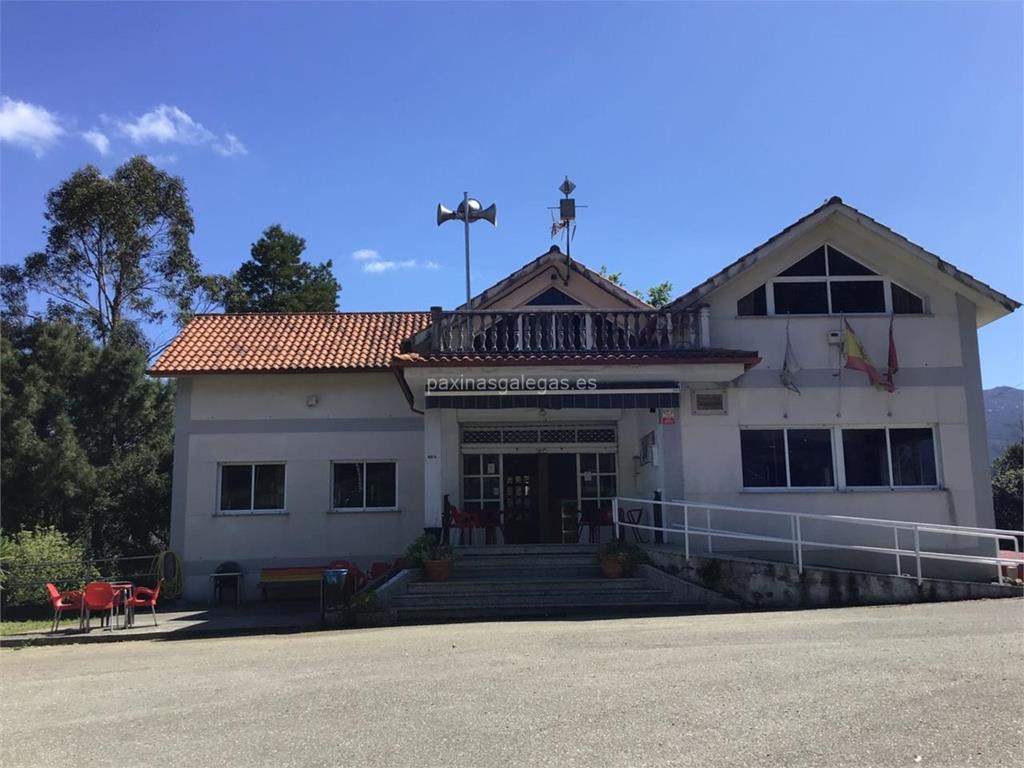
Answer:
[598,555,624,579]
[423,559,453,582]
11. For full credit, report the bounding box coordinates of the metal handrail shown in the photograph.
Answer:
[611,496,1023,585]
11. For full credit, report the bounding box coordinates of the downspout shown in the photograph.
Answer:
[392,367,423,415]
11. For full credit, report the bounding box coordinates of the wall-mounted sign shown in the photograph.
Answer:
[659,408,676,425]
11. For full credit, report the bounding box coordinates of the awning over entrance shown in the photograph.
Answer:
[425,381,680,410]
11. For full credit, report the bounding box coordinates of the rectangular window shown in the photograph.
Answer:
[829,280,886,313]
[218,463,285,513]
[889,428,938,486]
[773,281,829,315]
[462,453,501,513]
[741,429,834,488]
[332,461,397,510]
[842,427,937,488]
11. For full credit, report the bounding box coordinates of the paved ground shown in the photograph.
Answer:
[2,600,1021,768]
[2,602,321,647]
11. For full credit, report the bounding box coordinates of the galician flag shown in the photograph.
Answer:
[843,319,895,392]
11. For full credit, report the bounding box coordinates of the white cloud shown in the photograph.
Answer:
[352,249,380,261]
[0,96,64,157]
[117,105,214,145]
[363,259,418,274]
[424,261,441,270]
[145,153,178,166]
[81,129,110,155]
[212,132,247,157]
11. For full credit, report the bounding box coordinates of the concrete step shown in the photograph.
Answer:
[448,567,603,581]
[407,578,648,594]
[455,544,602,556]
[394,602,707,623]
[393,589,674,609]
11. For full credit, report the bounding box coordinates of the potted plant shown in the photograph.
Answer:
[597,540,649,579]
[405,534,455,582]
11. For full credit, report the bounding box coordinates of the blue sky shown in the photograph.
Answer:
[2,2,1021,386]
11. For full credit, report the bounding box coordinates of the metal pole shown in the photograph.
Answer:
[612,497,620,541]
[994,537,1003,584]
[684,505,690,562]
[706,508,713,555]
[894,527,902,577]
[463,191,471,307]
[914,526,922,585]
[795,516,803,574]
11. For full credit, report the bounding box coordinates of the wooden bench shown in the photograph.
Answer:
[258,566,326,600]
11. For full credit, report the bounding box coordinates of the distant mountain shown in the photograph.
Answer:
[984,386,1023,463]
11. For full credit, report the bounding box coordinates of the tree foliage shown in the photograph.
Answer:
[221,224,340,313]
[0,527,100,606]
[3,156,199,344]
[598,266,672,307]
[1,320,174,558]
[992,441,1023,532]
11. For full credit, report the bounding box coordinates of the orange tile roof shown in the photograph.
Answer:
[149,312,431,375]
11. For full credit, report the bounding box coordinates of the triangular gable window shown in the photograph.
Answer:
[737,244,923,316]
[526,287,582,306]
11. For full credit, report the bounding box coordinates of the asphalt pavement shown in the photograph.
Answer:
[2,599,1021,768]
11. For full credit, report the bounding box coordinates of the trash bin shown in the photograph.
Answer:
[320,568,355,627]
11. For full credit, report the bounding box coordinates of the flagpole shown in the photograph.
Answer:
[836,314,844,418]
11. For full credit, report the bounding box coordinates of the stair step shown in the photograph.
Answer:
[393,589,674,609]
[395,602,707,623]
[455,544,602,556]
[407,578,648,594]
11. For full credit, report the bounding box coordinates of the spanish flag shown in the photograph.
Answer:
[843,319,895,392]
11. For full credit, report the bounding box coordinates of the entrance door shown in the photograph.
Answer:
[546,454,579,543]
[502,454,538,544]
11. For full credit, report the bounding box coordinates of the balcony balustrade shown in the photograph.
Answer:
[423,307,708,355]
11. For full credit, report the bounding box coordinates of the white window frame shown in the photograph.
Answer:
[739,427,837,491]
[765,242,925,317]
[216,462,287,515]
[578,452,618,510]
[330,460,399,513]
[838,425,942,491]
[740,424,942,492]
[460,453,504,511]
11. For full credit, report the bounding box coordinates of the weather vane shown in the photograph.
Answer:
[548,176,586,258]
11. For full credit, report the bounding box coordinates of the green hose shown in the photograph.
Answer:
[152,550,183,599]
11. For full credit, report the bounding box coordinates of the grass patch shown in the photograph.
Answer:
[0,619,53,637]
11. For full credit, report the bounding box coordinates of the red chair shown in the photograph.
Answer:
[45,583,82,633]
[368,561,392,581]
[82,581,116,632]
[450,505,482,545]
[126,580,163,627]
[582,507,615,543]
[328,560,367,589]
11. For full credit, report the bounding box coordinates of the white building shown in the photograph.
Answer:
[151,197,1020,601]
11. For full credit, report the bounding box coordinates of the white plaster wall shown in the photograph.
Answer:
[177,373,425,600]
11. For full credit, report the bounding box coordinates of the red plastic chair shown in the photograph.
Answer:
[368,561,392,581]
[82,582,116,632]
[328,560,367,589]
[126,580,163,627]
[582,507,615,543]
[45,583,82,633]
[450,505,482,545]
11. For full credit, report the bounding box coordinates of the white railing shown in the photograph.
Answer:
[611,497,1023,585]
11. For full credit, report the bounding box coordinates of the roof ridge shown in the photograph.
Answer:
[192,310,430,318]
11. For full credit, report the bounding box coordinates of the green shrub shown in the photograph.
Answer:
[597,540,650,575]
[404,534,454,565]
[0,527,99,606]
